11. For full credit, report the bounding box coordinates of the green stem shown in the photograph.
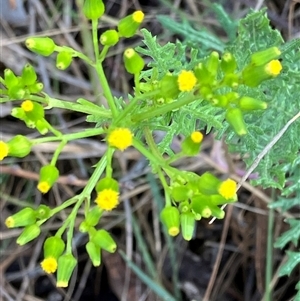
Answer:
[29,95,111,118]
[157,168,171,207]
[92,19,100,63]
[131,94,199,123]
[264,189,275,301]
[32,127,106,145]
[99,45,110,62]
[44,119,63,137]
[50,139,67,166]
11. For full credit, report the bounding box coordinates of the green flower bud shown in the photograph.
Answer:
[83,0,105,20]
[21,100,44,121]
[37,165,59,194]
[85,206,103,227]
[123,48,144,74]
[96,177,119,192]
[220,52,237,74]
[28,82,44,93]
[250,47,281,66]
[171,186,191,202]
[181,131,203,156]
[79,221,90,233]
[222,73,239,88]
[194,63,212,86]
[36,205,51,219]
[25,37,56,56]
[44,236,65,259]
[56,253,77,287]
[56,51,73,70]
[210,195,231,206]
[238,96,267,111]
[5,207,36,228]
[225,107,247,136]
[118,11,144,38]
[199,85,213,100]
[191,195,212,218]
[7,135,32,158]
[159,73,180,99]
[86,241,101,266]
[197,172,220,195]
[35,119,49,135]
[211,95,229,108]
[210,206,225,219]
[181,212,195,241]
[100,29,119,46]
[179,201,190,213]
[8,85,26,99]
[4,69,19,89]
[21,64,37,86]
[92,229,117,253]
[160,206,180,236]
[17,224,40,245]
[206,51,220,78]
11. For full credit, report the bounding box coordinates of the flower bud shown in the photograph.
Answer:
[238,96,267,111]
[206,51,220,78]
[222,73,239,88]
[56,253,77,287]
[211,95,229,108]
[21,64,37,86]
[171,186,191,202]
[181,131,203,156]
[225,107,247,136]
[4,69,19,89]
[0,141,9,160]
[92,229,117,253]
[86,241,101,266]
[28,82,44,93]
[220,52,237,74]
[160,206,180,236]
[123,48,144,74]
[210,206,225,219]
[7,135,32,158]
[79,221,90,233]
[83,0,105,20]
[100,29,119,46]
[25,37,56,56]
[35,119,49,135]
[118,11,144,38]
[5,207,36,228]
[250,47,281,66]
[43,236,65,259]
[180,212,195,241]
[191,195,212,218]
[56,51,73,70]
[96,177,119,192]
[197,172,220,195]
[8,85,26,99]
[17,224,41,245]
[36,204,51,219]
[159,73,180,99]
[37,165,59,194]
[85,206,103,226]
[179,201,190,213]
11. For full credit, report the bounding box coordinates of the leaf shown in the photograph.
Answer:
[274,219,300,249]
[279,251,300,277]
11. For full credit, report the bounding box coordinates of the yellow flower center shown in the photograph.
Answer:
[191,131,203,143]
[41,257,58,274]
[0,141,9,160]
[218,179,237,200]
[168,226,180,236]
[95,189,119,211]
[177,70,197,92]
[133,11,144,23]
[21,100,34,112]
[265,60,282,76]
[37,181,51,194]
[108,128,133,151]
[5,217,15,228]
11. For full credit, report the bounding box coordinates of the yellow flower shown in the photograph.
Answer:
[218,179,237,200]
[5,217,14,228]
[21,100,34,112]
[132,10,144,23]
[108,128,133,151]
[191,131,203,143]
[37,181,51,194]
[265,60,282,76]
[177,70,197,92]
[0,141,9,160]
[95,189,119,211]
[41,257,58,274]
